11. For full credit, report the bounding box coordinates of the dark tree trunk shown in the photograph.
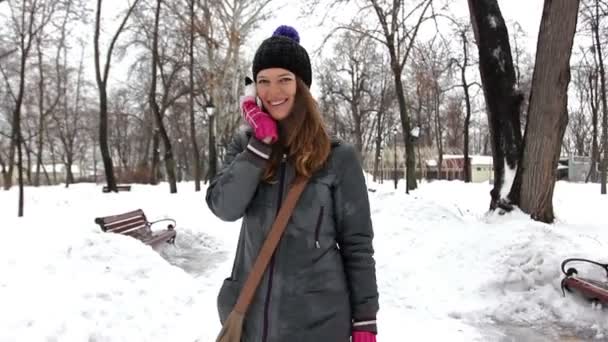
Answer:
[149,0,177,193]
[35,37,45,187]
[95,0,116,192]
[94,0,140,192]
[392,63,417,192]
[25,140,32,185]
[189,0,201,192]
[433,88,443,179]
[150,131,160,184]
[468,0,523,211]
[460,31,473,183]
[373,125,382,182]
[65,156,75,187]
[207,113,217,182]
[13,4,38,215]
[593,0,608,194]
[370,0,429,193]
[516,0,579,222]
[587,67,600,182]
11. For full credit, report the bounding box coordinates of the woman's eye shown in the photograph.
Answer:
[280,78,293,83]
[257,80,269,85]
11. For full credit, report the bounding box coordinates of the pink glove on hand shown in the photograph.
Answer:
[240,76,277,144]
[241,97,278,144]
[352,331,376,342]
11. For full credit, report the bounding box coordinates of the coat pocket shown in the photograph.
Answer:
[217,278,242,324]
[314,206,324,249]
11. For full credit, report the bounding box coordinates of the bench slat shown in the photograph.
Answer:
[104,216,147,231]
[95,209,145,225]
[107,222,147,235]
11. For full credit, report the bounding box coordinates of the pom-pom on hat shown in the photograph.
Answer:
[252,25,312,87]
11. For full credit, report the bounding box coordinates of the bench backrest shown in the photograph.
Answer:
[95,209,151,237]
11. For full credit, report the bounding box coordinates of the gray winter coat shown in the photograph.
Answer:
[206,127,379,342]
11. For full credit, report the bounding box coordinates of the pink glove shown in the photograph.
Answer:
[240,76,278,144]
[352,331,376,342]
[241,97,278,144]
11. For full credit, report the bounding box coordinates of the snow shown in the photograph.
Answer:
[488,15,498,29]
[500,157,517,201]
[472,155,493,166]
[1,179,608,341]
[492,47,506,72]
[426,155,493,166]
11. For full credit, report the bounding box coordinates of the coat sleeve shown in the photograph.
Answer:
[205,128,272,222]
[333,144,379,334]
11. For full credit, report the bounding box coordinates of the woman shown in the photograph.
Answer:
[206,25,379,342]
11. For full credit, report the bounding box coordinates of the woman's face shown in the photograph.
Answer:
[256,68,297,121]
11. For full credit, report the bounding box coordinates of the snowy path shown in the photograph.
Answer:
[159,230,228,278]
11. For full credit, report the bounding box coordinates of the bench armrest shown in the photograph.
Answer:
[148,218,176,230]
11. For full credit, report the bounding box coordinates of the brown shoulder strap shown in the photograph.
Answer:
[233,176,309,314]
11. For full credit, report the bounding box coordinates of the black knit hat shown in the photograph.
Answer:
[252,25,312,87]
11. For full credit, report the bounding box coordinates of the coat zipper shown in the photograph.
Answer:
[262,153,287,342]
[314,206,324,249]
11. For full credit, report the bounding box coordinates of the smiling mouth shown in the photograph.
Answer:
[269,99,288,106]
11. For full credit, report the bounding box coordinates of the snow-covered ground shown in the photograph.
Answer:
[0,178,607,341]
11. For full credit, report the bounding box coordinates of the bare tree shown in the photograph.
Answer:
[94,0,141,192]
[149,0,178,193]
[569,61,593,157]
[33,34,59,186]
[195,0,273,181]
[6,0,58,215]
[582,0,608,193]
[448,23,479,182]
[323,28,379,160]
[366,0,434,192]
[188,0,201,191]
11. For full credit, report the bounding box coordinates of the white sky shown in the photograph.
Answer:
[0,0,544,90]
[249,0,544,61]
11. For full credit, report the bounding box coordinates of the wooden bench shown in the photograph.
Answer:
[95,209,176,248]
[102,185,132,193]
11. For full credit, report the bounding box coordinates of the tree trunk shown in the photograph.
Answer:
[65,156,74,187]
[0,153,6,188]
[150,131,160,184]
[517,0,580,222]
[48,127,57,184]
[13,2,37,215]
[587,69,599,182]
[351,103,364,160]
[25,140,32,185]
[373,117,382,182]
[189,0,201,191]
[594,0,608,194]
[468,0,523,211]
[150,0,177,193]
[94,0,140,191]
[391,61,416,192]
[94,0,117,192]
[98,88,116,190]
[434,88,444,179]
[35,37,46,187]
[207,112,217,182]
[461,31,473,183]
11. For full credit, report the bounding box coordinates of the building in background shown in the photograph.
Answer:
[424,155,494,183]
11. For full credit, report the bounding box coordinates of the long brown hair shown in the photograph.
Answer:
[262,78,331,181]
